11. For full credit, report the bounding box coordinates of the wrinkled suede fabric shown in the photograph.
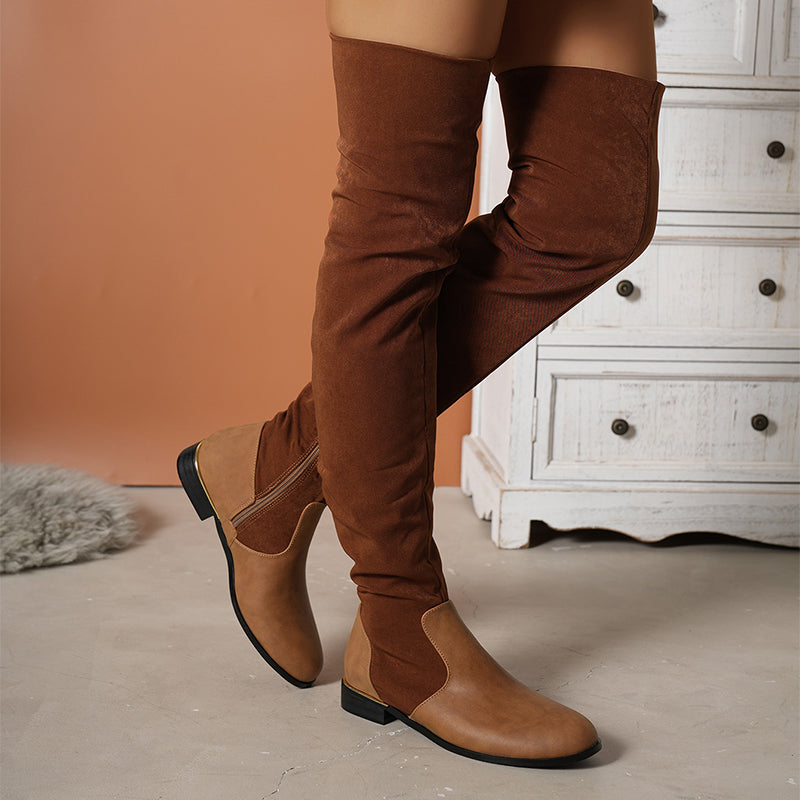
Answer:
[436,65,665,408]
[312,36,491,711]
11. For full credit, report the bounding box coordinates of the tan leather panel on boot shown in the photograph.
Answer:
[343,606,379,700]
[196,422,262,521]
[409,602,599,760]
[229,502,325,684]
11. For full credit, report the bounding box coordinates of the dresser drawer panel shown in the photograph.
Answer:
[544,240,799,346]
[533,363,800,483]
[771,0,800,78]
[659,90,799,214]
[654,0,758,75]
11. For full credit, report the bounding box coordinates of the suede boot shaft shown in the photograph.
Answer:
[312,35,490,711]
[436,64,665,408]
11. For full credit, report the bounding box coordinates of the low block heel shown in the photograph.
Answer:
[176,443,215,521]
[341,681,395,725]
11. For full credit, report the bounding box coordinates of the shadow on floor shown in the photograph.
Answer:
[528,521,797,550]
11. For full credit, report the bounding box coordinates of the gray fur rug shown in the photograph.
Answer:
[0,463,138,574]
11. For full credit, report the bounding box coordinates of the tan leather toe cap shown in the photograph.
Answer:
[409,602,599,761]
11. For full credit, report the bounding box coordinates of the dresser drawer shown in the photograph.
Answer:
[654,0,758,76]
[542,238,800,347]
[659,89,799,214]
[532,361,800,483]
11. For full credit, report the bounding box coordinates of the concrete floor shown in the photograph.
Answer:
[1,487,798,800]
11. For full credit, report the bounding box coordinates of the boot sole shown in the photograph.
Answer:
[341,680,602,768]
[176,443,315,689]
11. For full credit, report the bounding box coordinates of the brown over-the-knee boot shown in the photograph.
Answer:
[311,36,616,767]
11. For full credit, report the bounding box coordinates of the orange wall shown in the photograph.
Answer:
[1,0,471,486]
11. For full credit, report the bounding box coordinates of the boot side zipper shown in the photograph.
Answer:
[231,442,320,527]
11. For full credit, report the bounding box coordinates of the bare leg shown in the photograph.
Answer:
[492,0,657,78]
[326,0,508,59]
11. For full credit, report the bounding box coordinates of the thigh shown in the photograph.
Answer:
[326,0,508,60]
[492,0,657,79]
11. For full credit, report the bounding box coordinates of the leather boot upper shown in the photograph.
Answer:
[344,601,599,761]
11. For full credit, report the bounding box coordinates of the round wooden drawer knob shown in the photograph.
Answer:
[652,4,662,21]
[611,418,630,436]
[751,414,769,432]
[616,279,635,298]
[767,141,786,159]
[759,278,777,296]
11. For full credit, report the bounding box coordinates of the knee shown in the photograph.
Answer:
[501,150,659,270]
[495,64,664,271]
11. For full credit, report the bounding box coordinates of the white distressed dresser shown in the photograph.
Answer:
[461,0,800,548]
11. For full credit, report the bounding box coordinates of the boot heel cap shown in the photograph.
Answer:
[176,443,215,521]
[341,681,394,725]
